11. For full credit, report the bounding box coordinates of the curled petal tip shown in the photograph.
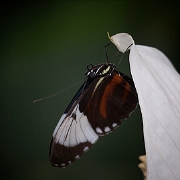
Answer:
[108,32,134,53]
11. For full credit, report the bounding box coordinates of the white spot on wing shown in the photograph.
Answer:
[83,146,89,152]
[112,123,117,128]
[105,126,111,132]
[96,127,102,133]
[75,155,80,159]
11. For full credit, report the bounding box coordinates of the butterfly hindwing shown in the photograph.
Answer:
[50,104,99,167]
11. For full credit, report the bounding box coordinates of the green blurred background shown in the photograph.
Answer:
[1,1,180,180]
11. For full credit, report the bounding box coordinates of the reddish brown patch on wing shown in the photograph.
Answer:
[100,74,122,118]
[121,81,131,103]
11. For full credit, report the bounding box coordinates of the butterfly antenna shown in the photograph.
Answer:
[33,79,84,103]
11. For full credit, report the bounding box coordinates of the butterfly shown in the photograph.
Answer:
[49,57,138,168]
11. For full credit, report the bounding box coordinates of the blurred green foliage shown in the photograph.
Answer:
[1,1,180,180]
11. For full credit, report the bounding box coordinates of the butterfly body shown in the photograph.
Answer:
[49,62,138,168]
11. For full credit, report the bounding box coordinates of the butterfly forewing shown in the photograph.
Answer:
[82,73,138,136]
[49,62,138,168]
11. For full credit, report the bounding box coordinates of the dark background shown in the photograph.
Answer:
[1,1,180,180]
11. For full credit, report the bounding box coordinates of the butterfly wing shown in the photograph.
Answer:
[49,104,99,167]
[49,65,138,168]
[49,78,99,167]
[80,72,138,136]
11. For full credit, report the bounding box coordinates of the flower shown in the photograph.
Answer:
[138,155,147,180]
[109,33,180,180]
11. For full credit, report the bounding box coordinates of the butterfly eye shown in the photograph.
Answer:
[87,64,94,70]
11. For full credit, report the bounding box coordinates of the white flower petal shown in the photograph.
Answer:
[109,33,180,180]
[108,32,134,53]
[129,44,180,180]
